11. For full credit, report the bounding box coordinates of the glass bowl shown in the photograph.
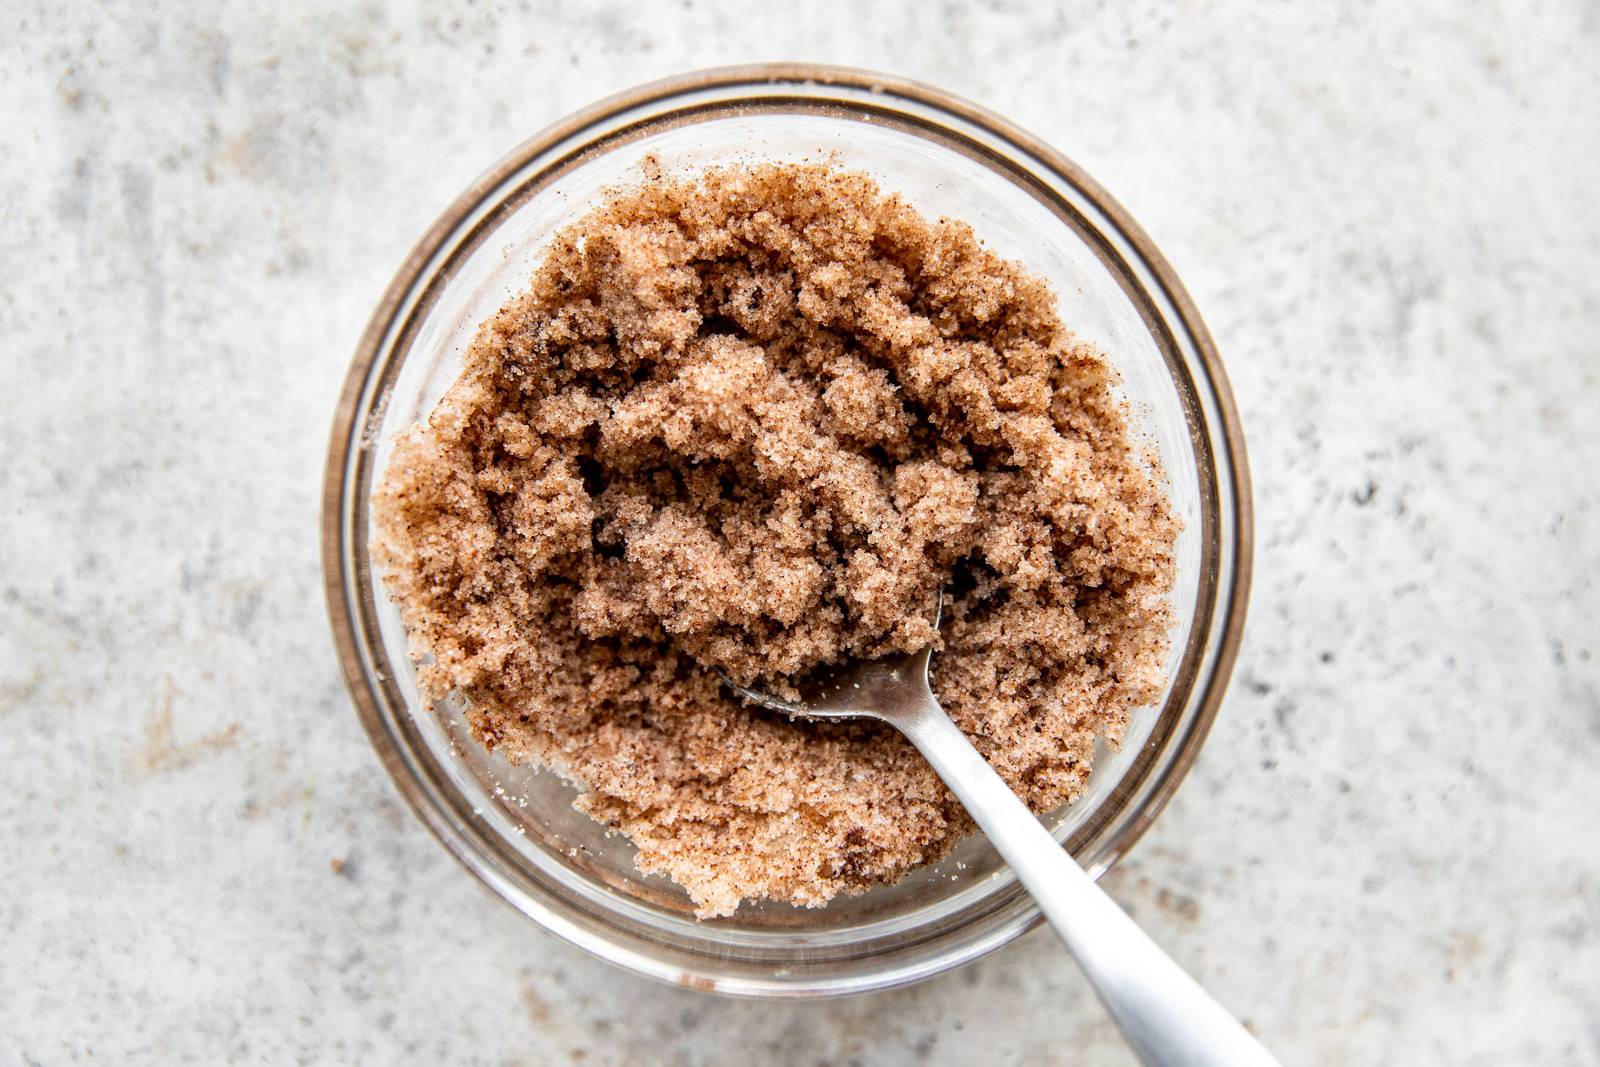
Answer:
[321,64,1252,997]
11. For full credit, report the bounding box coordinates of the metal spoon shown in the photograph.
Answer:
[723,600,1279,1067]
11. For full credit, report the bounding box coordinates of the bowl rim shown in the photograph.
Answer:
[321,62,1253,997]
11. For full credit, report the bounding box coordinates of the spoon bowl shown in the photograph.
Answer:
[723,597,945,723]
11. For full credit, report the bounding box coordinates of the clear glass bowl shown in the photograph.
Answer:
[322,64,1252,997]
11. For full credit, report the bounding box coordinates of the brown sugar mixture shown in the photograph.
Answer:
[373,163,1178,918]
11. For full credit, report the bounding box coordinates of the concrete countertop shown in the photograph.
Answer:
[3,2,1596,1064]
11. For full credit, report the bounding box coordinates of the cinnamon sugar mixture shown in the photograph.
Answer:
[374,164,1177,917]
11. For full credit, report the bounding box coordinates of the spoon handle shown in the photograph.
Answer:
[897,703,1280,1067]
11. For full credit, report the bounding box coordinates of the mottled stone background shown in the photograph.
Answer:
[3,2,1596,1064]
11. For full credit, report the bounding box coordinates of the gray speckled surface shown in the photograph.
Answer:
[3,2,1598,1064]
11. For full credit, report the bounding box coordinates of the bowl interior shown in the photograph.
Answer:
[361,106,1206,948]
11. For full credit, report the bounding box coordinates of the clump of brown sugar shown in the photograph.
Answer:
[373,162,1178,918]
